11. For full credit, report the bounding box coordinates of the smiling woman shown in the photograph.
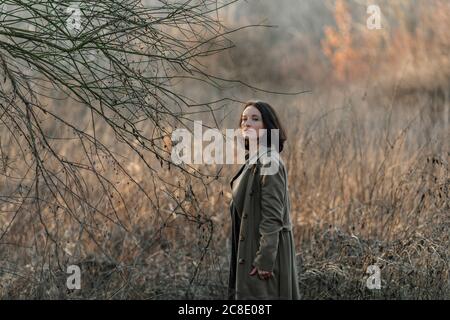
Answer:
[228,101,300,300]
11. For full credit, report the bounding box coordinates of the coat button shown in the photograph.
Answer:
[240,235,245,241]
[238,258,245,264]
[243,214,248,219]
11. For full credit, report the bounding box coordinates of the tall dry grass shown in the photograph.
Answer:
[1,86,447,299]
[0,0,448,299]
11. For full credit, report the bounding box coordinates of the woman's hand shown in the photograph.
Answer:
[249,266,273,280]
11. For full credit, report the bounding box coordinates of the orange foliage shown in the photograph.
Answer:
[322,0,450,88]
[321,0,363,82]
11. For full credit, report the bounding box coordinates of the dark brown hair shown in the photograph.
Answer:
[239,101,287,152]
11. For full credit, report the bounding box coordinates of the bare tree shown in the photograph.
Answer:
[0,0,244,298]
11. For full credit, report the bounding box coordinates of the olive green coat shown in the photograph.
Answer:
[229,149,300,300]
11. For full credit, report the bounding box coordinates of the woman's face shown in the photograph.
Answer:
[240,105,265,141]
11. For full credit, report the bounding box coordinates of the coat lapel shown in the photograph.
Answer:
[229,146,273,218]
[230,164,251,219]
[230,164,246,189]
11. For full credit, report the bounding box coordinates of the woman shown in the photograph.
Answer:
[228,101,300,300]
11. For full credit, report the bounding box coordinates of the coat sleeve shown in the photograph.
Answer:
[252,160,285,272]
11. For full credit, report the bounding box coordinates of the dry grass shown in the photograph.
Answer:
[0,0,448,299]
[1,86,447,299]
